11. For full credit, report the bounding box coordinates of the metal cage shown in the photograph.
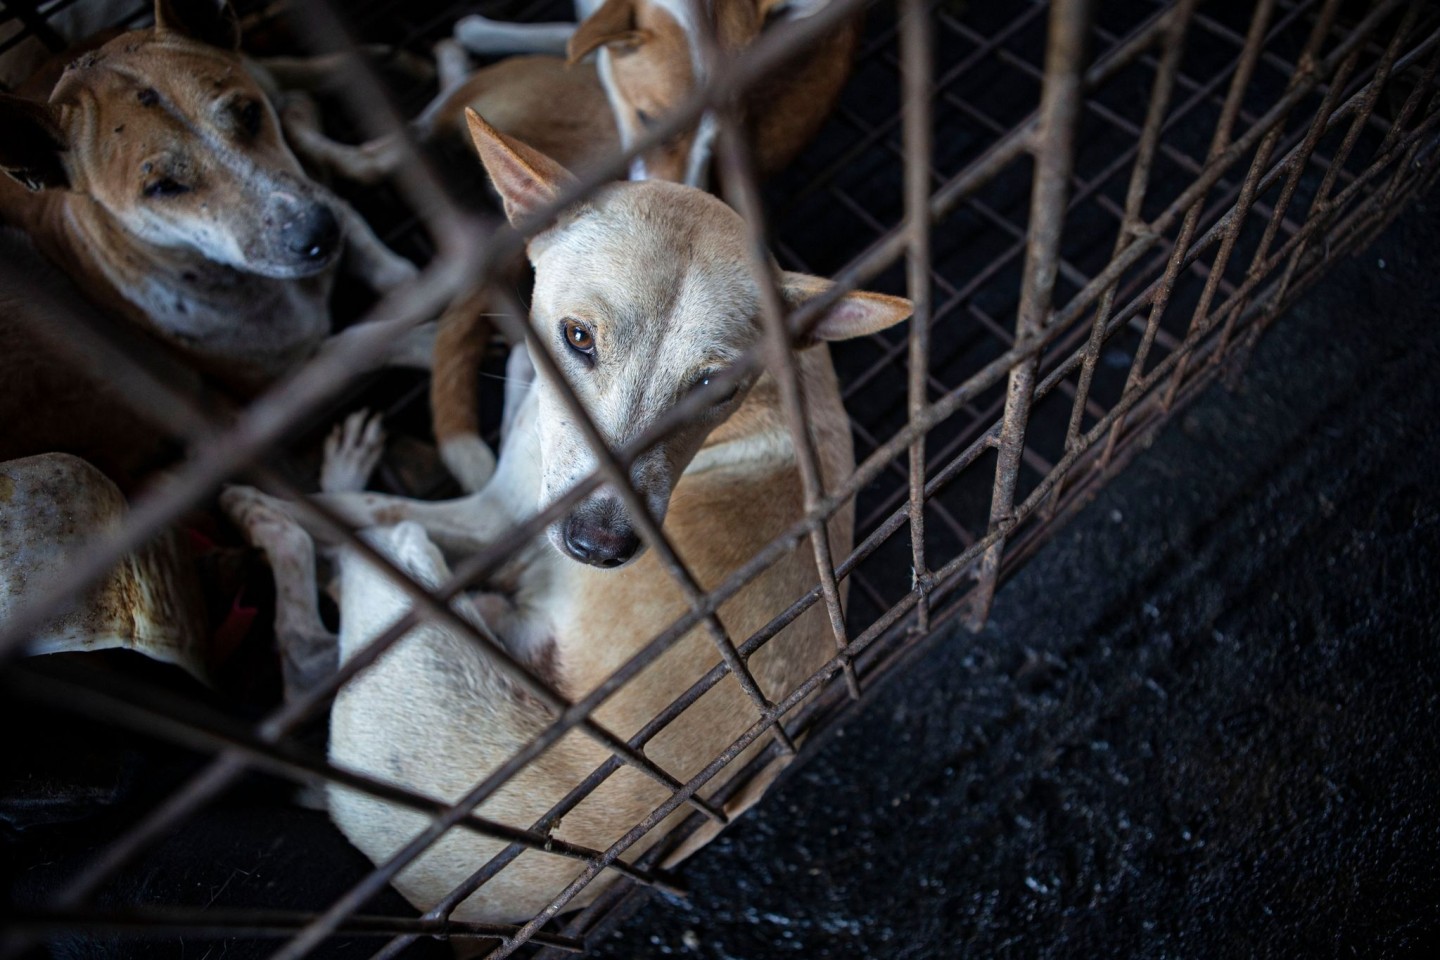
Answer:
[2,0,1437,956]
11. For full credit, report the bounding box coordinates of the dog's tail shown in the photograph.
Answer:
[430,298,497,493]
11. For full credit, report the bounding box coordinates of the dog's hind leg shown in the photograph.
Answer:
[220,486,336,703]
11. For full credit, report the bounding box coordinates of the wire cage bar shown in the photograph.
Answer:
[2,0,1438,956]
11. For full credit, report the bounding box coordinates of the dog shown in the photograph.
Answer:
[0,0,419,392]
[287,0,857,188]
[455,0,857,185]
[220,111,911,923]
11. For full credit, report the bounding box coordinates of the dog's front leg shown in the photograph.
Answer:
[279,392,540,560]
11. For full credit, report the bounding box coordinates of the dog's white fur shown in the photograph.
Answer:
[223,113,910,922]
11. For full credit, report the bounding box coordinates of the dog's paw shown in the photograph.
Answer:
[221,485,306,556]
[322,410,386,494]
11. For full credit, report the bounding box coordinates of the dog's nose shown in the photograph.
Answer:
[562,516,641,568]
[282,203,340,262]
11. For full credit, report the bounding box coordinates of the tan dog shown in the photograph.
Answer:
[456,0,858,184]
[221,112,910,922]
[0,0,418,391]
[291,0,857,187]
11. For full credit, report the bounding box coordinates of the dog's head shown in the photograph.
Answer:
[467,110,912,569]
[567,0,766,187]
[0,0,343,278]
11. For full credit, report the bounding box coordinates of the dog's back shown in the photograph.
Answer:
[0,227,179,490]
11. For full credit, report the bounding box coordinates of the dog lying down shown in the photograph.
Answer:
[224,111,912,922]
[0,0,419,392]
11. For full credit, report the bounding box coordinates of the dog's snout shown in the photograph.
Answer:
[281,203,340,263]
[562,515,641,569]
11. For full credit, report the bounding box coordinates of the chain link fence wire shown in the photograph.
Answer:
[2,0,1438,956]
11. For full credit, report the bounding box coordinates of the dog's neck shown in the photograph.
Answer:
[687,344,833,476]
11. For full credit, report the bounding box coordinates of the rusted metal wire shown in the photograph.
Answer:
[3,0,1438,957]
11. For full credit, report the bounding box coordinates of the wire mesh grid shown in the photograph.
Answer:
[1,0,1438,956]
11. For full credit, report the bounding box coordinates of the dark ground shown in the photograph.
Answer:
[587,194,1440,958]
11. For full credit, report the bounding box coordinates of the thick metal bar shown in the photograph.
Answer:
[967,0,1095,629]
[782,1,1051,213]
[1377,44,1440,205]
[1201,3,1375,373]
[1217,6,1430,379]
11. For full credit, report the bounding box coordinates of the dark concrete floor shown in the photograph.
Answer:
[588,194,1440,958]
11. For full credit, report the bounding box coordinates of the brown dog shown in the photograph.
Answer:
[0,0,418,392]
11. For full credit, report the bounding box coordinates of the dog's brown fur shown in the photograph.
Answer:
[0,0,415,392]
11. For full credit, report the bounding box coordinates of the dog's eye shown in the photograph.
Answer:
[694,371,739,406]
[562,319,596,360]
[635,109,655,129]
[235,98,263,137]
[143,177,190,199]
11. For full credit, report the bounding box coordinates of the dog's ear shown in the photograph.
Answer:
[0,94,70,192]
[465,109,578,229]
[567,0,647,65]
[780,271,914,344]
[154,0,241,51]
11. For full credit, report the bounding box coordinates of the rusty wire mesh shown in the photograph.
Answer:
[2,0,1438,956]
